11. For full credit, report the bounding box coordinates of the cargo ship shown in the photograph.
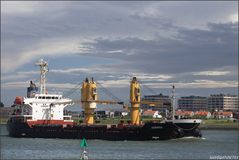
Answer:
[7,59,202,140]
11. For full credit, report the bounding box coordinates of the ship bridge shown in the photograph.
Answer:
[24,94,73,121]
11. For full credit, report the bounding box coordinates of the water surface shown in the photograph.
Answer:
[1,125,238,159]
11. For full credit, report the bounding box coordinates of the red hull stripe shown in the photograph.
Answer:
[27,120,74,127]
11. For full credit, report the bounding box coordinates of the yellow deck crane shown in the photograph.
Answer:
[129,77,165,125]
[50,78,125,125]
[130,77,140,125]
[80,76,164,126]
[52,77,166,126]
[81,78,126,125]
[81,78,96,125]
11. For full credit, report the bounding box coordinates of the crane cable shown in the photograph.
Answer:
[138,80,157,95]
[63,82,82,98]
[96,81,130,111]
[96,81,123,103]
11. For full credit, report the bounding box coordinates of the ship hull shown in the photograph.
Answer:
[7,119,201,140]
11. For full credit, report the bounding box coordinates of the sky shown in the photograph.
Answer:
[1,1,238,110]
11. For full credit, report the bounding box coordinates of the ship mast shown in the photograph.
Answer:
[35,59,48,94]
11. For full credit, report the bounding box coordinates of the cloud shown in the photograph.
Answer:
[1,1,238,106]
[97,79,130,88]
[229,13,238,23]
[2,74,31,82]
[128,74,173,82]
[1,37,91,73]
[106,50,123,54]
[2,2,237,74]
[192,71,231,76]
[78,22,237,75]
[1,70,39,82]
[145,80,238,89]
[11,76,231,90]
[2,81,78,90]
[130,1,238,29]
[1,81,29,89]
[51,68,93,74]
[1,1,38,14]
[130,5,161,19]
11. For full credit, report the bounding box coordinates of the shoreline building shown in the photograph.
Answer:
[207,94,238,111]
[178,96,207,111]
[141,94,171,111]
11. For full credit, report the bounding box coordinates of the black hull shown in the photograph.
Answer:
[7,120,201,140]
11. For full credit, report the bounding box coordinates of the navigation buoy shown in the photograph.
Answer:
[80,138,88,160]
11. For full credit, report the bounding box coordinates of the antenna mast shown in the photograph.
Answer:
[171,85,176,120]
[35,59,48,94]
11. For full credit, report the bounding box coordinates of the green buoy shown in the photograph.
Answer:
[80,138,88,147]
[80,138,88,160]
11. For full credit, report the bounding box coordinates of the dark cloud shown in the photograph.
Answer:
[1,1,238,106]
[80,22,238,74]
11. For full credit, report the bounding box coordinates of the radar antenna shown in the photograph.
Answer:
[35,59,49,94]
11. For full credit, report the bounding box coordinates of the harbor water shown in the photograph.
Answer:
[1,124,238,159]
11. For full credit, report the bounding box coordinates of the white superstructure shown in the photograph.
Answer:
[21,59,73,123]
[24,94,73,121]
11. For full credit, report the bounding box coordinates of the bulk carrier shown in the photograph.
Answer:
[7,59,202,140]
